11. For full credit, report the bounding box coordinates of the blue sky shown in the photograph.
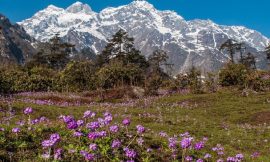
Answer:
[0,0,269,37]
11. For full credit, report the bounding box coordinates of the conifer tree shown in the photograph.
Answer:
[148,49,168,72]
[266,45,270,67]
[242,52,256,69]
[220,39,238,64]
[27,34,74,70]
[96,29,147,68]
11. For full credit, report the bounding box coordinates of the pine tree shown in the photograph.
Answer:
[220,39,239,64]
[148,49,168,73]
[27,34,74,70]
[96,29,148,69]
[242,52,256,69]
[266,45,270,67]
[235,42,246,63]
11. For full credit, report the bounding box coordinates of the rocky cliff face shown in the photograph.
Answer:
[19,1,270,73]
[0,14,36,64]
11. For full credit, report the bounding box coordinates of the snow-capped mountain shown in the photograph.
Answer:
[19,1,270,73]
[0,14,35,63]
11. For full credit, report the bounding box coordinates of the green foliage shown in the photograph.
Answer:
[242,53,256,70]
[27,66,57,92]
[26,34,74,70]
[266,45,270,67]
[1,66,29,93]
[60,61,97,92]
[219,63,249,87]
[145,74,163,95]
[187,66,203,94]
[205,72,218,93]
[245,71,267,92]
[148,49,168,70]
[96,29,147,68]
[97,61,143,89]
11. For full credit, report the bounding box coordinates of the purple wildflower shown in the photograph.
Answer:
[42,140,55,148]
[227,157,236,162]
[104,115,112,125]
[50,133,61,143]
[122,118,131,126]
[85,153,94,161]
[194,141,205,150]
[41,152,50,159]
[89,143,98,151]
[98,131,107,138]
[67,120,78,130]
[251,152,260,158]
[54,148,62,160]
[23,107,33,115]
[88,132,99,140]
[136,125,145,134]
[87,122,100,131]
[124,148,137,159]
[31,119,40,125]
[77,120,84,127]
[62,115,74,123]
[12,127,20,133]
[111,139,121,149]
[16,120,25,126]
[204,153,212,159]
[181,137,193,149]
[168,137,177,149]
[109,125,119,133]
[147,148,153,152]
[197,159,203,162]
[80,150,88,156]
[137,137,144,146]
[180,132,190,137]
[159,131,168,137]
[185,156,193,161]
[83,110,95,118]
[73,131,83,137]
[235,153,244,160]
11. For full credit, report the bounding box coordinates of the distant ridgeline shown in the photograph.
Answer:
[0,14,36,64]
[18,1,270,74]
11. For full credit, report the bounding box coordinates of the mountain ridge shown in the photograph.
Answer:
[0,14,36,64]
[19,1,270,73]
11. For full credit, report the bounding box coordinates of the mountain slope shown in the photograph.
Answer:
[19,1,270,73]
[0,14,36,64]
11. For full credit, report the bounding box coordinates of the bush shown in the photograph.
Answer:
[219,63,249,87]
[27,67,58,92]
[205,72,218,93]
[60,61,97,92]
[1,67,29,93]
[187,66,203,94]
[97,62,144,89]
[145,74,163,95]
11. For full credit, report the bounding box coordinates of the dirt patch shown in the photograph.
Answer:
[250,111,270,125]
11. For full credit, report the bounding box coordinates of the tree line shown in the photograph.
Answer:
[0,29,270,95]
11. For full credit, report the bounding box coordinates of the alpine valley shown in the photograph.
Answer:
[12,1,270,73]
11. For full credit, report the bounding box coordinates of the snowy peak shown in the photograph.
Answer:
[66,2,93,14]
[44,5,64,12]
[129,0,155,10]
[19,1,270,73]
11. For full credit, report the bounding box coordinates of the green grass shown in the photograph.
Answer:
[5,89,270,160]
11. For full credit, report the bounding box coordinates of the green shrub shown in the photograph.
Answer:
[219,63,249,87]
[145,74,163,95]
[60,61,97,92]
[97,61,143,89]
[187,66,203,94]
[27,66,58,92]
